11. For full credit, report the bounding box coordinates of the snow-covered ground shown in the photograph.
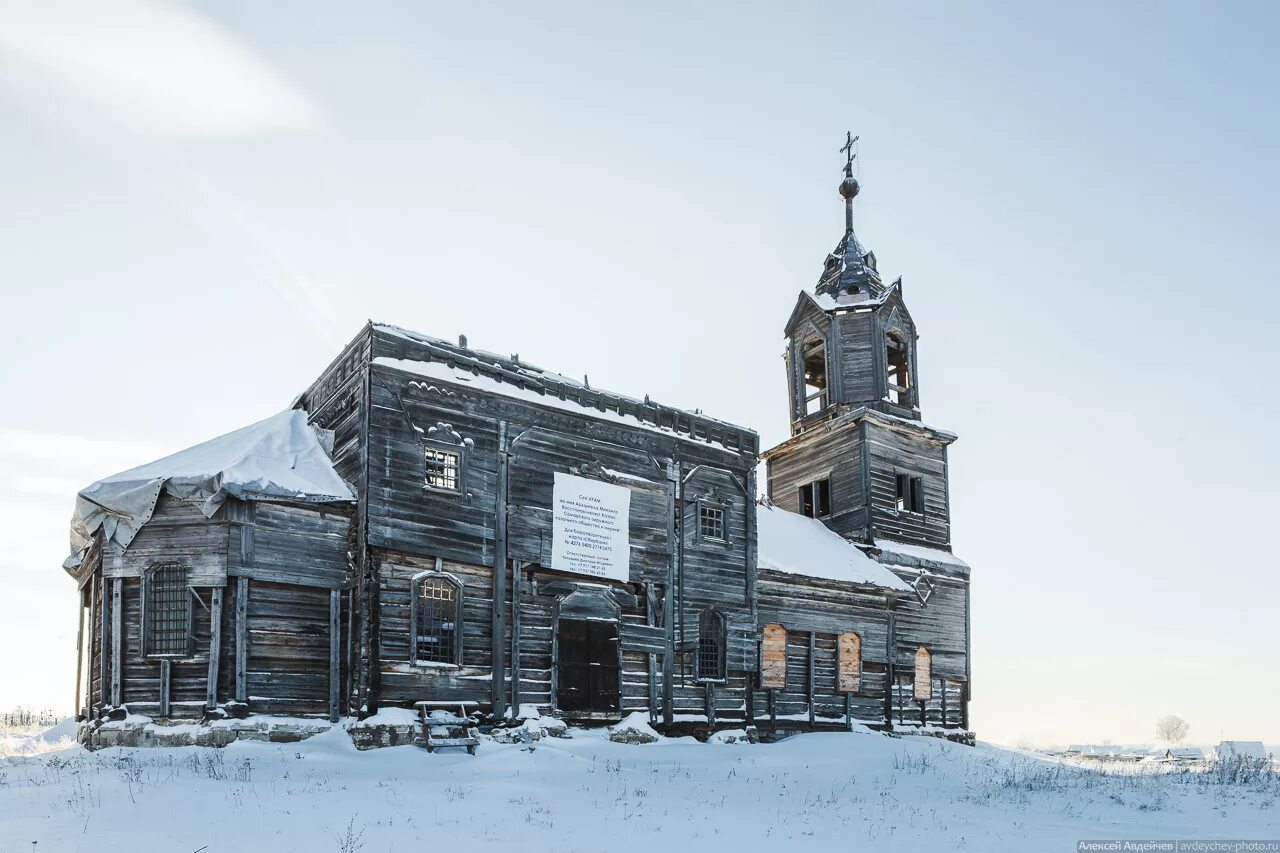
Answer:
[1,723,1277,852]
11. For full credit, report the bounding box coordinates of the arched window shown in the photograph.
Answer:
[143,561,192,657]
[696,609,726,681]
[837,632,862,694]
[886,332,910,406]
[410,572,463,666]
[913,646,932,702]
[760,623,786,689]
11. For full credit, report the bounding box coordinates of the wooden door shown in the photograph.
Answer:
[557,619,620,712]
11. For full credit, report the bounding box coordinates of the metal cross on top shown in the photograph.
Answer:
[840,132,860,174]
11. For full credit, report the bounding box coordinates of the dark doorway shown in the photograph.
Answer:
[556,618,620,712]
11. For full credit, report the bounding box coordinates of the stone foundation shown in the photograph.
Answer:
[81,714,335,750]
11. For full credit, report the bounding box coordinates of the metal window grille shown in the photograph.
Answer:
[425,448,461,491]
[415,577,458,664]
[698,504,725,541]
[697,609,725,681]
[147,562,190,657]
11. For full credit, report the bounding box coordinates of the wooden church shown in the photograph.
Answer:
[65,140,973,744]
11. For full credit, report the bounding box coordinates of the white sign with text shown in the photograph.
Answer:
[550,472,631,582]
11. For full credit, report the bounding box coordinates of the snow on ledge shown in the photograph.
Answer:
[757,505,912,592]
[374,356,740,452]
[870,538,970,571]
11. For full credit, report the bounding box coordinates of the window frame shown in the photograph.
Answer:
[885,331,911,407]
[798,477,832,519]
[140,561,194,659]
[913,646,932,702]
[409,570,464,668]
[695,608,727,683]
[836,631,862,695]
[760,623,786,690]
[799,336,829,416]
[894,472,925,515]
[694,498,730,546]
[423,439,465,495]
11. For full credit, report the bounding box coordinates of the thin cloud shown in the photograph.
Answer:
[0,0,324,136]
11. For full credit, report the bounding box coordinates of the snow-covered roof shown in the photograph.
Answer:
[756,504,911,592]
[1216,741,1268,760]
[1165,747,1205,759]
[69,410,354,561]
[371,323,756,455]
[871,538,970,572]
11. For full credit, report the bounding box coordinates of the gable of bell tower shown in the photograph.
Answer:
[782,148,922,432]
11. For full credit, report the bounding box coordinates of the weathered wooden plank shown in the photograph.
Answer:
[73,592,84,719]
[510,560,522,712]
[159,659,171,717]
[110,578,122,707]
[207,587,222,709]
[329,589,340,722]
[493,421,509,717]
[235,577,248,703]
[807,631,816,725]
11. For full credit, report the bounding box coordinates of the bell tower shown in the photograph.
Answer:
[766,136,972,730]
[769,134,954,549]
[784,133,921,431]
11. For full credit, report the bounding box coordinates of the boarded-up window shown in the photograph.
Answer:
[837,632,861,694]
[913,646,932,701]
[761,623,786,689]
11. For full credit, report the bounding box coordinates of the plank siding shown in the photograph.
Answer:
[753,568,895,727]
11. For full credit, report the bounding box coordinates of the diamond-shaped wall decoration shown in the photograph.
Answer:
[912,574,935,606]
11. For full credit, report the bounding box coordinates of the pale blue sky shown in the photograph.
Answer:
[0,1,1276,746]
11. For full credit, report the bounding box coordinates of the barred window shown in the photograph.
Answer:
[144,562,191,657]
[425,447,461,492]
[411,573,462,665]
[698,503,725,542]
[696,608,725,681]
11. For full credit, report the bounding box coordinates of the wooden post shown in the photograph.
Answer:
[73,590,84,720]
[206,587,223,710]
[845,692,852,731]
[662,461,677,727]
[884,610,896,730]
[87,573,98,716]
[355,354,373,715]
[746,685,755,726]
[940,678,947,728]
[767,687,776,726]
[329,589,341,722]
[704,680,714,724]
[492,421,509,718]
[744,467,757,617]
[344,589,353,717]
[109,579,122,708]
[807,632,816,726]
[510,561,522,714]
[98,575,110,714]
[235,576,248,703]
[645,583,657,725]
[158,659,171,717]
